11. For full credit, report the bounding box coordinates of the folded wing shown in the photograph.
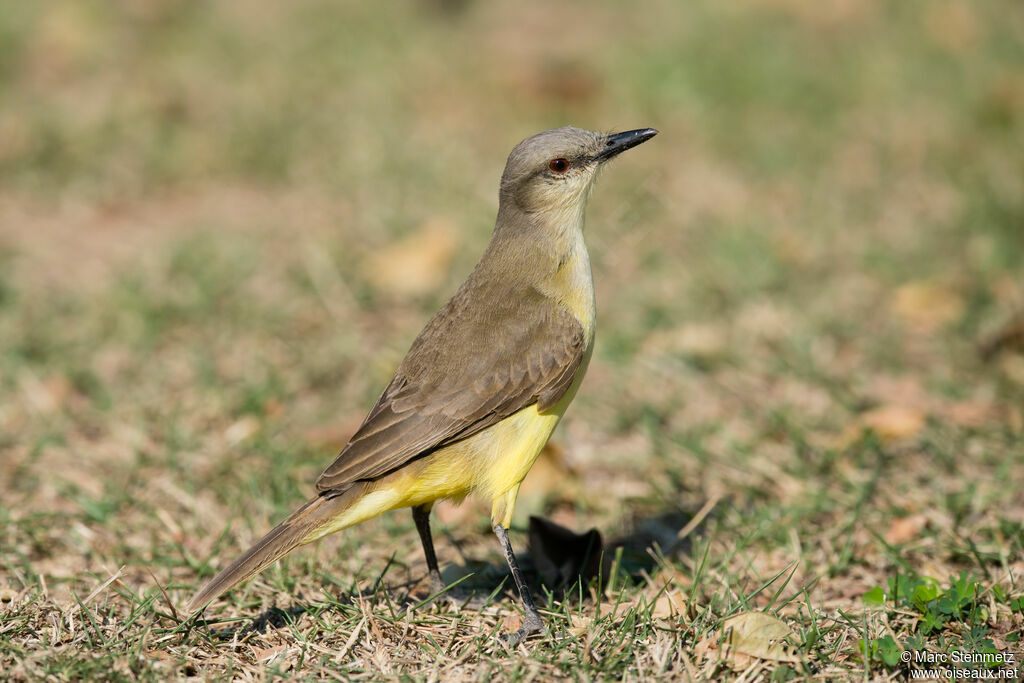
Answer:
[316,284,585,493]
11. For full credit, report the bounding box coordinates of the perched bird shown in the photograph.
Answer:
[188,126,658,644]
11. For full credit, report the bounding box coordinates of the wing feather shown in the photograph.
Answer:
[316,283,586,493]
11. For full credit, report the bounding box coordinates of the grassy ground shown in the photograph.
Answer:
[2,0,1023,680]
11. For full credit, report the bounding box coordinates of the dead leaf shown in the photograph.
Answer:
[363,218,457,297]
[693,633,718,661]
[884,514,927,544]
[567,616,593,638]
[263,398,285,419]
[651,590,687,621]
[145,650,172,664]
[891,281,964,331]
[252,644,287,663]
[502,613,522,633]
[224,415,260,445]
[835,404,926,448]
[722,611,801,663]
[695,631,758,670]
[862,405,926,441]
[20,372,72,415]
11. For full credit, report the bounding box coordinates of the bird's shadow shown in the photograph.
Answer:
[195,502,707,641]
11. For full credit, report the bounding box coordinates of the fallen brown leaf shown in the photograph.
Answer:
[20,372,72,415]
[884,514,928,545]
[363,218,457,297]
[650,590,687,621]
[223,415,260,446]
[835,404,927,448]
[502,613,522,633]
[252,644,287,663]
[568,616,593,638]
[862,405,926,440]
[891,281,964,331]
[722,611,801,664]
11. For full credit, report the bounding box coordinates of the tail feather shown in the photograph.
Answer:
[187,493,352,612]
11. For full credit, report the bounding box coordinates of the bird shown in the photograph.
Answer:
[187,125,658,645]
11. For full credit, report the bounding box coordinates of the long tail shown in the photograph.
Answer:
[187,492,356,612]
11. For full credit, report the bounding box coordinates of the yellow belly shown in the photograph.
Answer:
[308,349,591,539]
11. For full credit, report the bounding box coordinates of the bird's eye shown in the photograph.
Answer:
[548,158,569,173]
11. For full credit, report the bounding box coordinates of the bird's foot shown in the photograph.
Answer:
[499,610,546,647]
[427,570,445,597]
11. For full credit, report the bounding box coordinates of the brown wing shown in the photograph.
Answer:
[315,282,586,494]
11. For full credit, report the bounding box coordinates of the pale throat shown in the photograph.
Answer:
[538,198,597,342]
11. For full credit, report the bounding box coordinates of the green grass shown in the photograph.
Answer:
[2,0,1024,680]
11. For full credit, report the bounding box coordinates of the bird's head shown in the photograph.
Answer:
[498,126,658,218]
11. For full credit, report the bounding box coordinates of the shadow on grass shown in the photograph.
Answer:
[191,503,707,641]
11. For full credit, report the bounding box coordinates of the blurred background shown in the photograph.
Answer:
[1,0,1022,669]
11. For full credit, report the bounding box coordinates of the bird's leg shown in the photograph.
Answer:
[412,504,444,594]
[493,523,545,646]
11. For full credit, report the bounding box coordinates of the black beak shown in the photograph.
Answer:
[592,128,658,163]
